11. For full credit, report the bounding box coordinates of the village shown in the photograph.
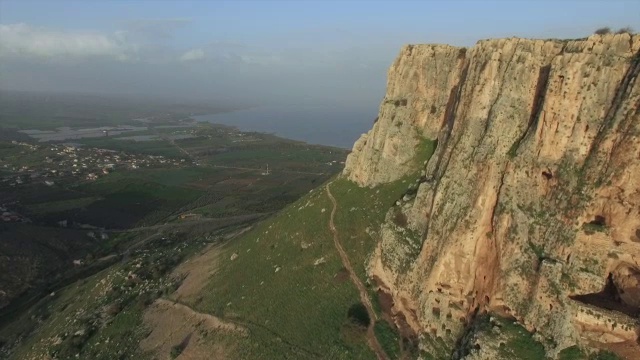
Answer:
[0,141,192,188]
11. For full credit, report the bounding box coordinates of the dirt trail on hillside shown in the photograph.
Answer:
[140,298,246,359]
[326,183,389,360]
[140,230,254,359]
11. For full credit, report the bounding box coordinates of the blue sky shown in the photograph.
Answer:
[0,0,638,105]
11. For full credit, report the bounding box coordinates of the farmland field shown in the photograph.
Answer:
[0,90,356,359]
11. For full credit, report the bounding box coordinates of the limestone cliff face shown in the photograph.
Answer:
[344,34,640,358]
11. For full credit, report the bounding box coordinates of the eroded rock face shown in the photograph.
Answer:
[611,263,640,309]
[343,44,465,186]
[344,34,640,356]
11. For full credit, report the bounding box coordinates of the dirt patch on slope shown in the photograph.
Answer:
[139,299,246,359]
[169,226,252,304]
[170,243,222,304]
[140,227,253,359]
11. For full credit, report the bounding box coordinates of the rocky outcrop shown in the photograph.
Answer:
[611,263,640,308]
[344,34,640,358]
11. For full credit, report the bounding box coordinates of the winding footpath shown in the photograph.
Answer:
[326,183,389,360]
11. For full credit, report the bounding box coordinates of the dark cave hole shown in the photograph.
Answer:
[589,215,607,226]
[570,273,639,317]
[542,170,553,180]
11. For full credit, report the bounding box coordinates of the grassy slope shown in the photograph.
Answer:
[193,139,438,359]
[2,229,235,360]
[196,186,373,359]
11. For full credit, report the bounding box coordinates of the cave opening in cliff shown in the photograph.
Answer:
[582,215,608,234]
[570,272,639,317]
[589,215,607,226]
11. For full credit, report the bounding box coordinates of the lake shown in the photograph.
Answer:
[193,104,377,149]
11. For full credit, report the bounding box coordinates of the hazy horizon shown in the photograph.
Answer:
[1,0,638,109]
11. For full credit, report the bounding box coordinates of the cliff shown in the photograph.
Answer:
[344,34,640,358]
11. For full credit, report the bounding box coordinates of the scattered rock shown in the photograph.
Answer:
[313,257,327,266]
[51,336,63,346]
[230,253,238,261]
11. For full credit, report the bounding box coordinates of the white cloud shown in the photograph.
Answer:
[180,48,205,62]
[0,23,137,61]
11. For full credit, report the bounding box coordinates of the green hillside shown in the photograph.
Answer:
[186,139,437,359]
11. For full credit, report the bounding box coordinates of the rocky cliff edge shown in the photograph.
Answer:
[344,33,640,359]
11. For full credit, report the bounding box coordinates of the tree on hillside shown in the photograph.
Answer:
[616,26,634,34]
[594,27,611,35]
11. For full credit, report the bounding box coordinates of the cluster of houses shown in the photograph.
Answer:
[1,142,189,187]
[0,205,28,223]
[7,141,38,150]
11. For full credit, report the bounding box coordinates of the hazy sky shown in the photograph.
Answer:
[0,0,638,107]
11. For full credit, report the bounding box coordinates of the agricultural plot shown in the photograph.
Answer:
[0,95,350,359]
[77,137,184,158]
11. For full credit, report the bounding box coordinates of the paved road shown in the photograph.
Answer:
[212,164,325,176]
[105,213,267,233]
